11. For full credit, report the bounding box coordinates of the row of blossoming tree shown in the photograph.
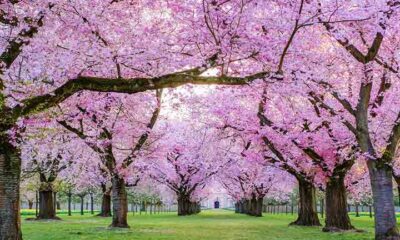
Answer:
[1,1,400,240]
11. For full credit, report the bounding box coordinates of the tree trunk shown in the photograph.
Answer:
[394,176,400,207]
[53,192,57,212]
[177,194,191,216]
[368,161,400,240]
[398,186,400,207]
[0,143,22,240]
[90,193,94,215]
[28,200,34,209]
[246,195,263,217]
[248,197,256,216]
[255,197,263,217]
[80,196,84,215]
[242,200,246,214]
[110,176,129,228]
[177,193,199,216]
[355,204,360,217]
[323,174,353,232]
[67,190,72,216]
[290,178,321,226]
[38,190,56,219]
[355,81,400,239]
[35,191,39,217]
[97,186,112,217]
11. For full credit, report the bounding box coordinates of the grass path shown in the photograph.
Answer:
[22,209,375,240]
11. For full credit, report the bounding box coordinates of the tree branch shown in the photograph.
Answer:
[14,70,270,118]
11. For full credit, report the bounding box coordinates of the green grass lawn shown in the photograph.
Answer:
[22,209,376,240]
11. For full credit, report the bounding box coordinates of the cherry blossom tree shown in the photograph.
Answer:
[308,2,400,238]
[146,121,235,216]
[220,157,294,217]
[20,119,76,220]
[0,0,277,235]
[56,91,162,227]
[205,85,322,226]
[0,1,399,239]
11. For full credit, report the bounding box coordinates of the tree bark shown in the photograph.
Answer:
[235,202,239,213]
[242,199,248,214]
[38,190,56,219]
[67,190,72,216]
[110,176,129,228]
[97,185,112,217]
[80,195,84,215]
[354,81,400,239]
[53,192,57,212]
[177,193,200,216]
[394,176,400,207]
[0,143,22,240]
[35,191,39,217]
[290,178,321,226]
[323,175,353,232]
[255,197,263,217]
[398,186,400,207]
[368,161,400,240]
[98,193,112,217]
[237,200,244,214]
[247,195,263,217]
[355,204,360,217]
[90,192,94,215]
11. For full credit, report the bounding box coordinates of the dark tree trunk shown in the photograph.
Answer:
[248,197,256,216]
[320,199,324,218]
[177,193,200,216]
[394,176,400,207]
[323,175,353,232]
[247,195,263,217]
[67,190,72,216]
[110,176,129,228]
[28,200,34,209]
[80,196,84,215]
[235,202,239,213]
[368,161,400,240]
[355,204,360,217]
[35,191,39,217]
[241,199,248,214]
[56,201,61,210]
[53,192,57,212]
[38,190,56,219]
[97,185,112,217]
[290,178,320,226]
[237,201,242,213]
[90,192,94,215]
[398,186,400,207]
[0,143,22,240]
[255,197,263,217]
